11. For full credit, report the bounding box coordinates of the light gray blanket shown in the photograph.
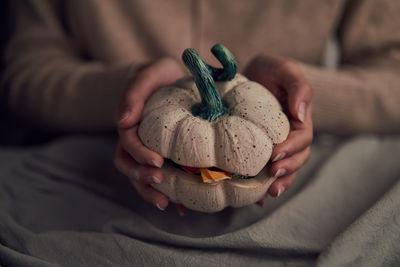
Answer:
[0,134,399,266]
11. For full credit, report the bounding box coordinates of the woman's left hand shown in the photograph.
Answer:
[244,55,313,199]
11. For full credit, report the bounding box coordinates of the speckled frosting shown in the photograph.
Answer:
[139,74,290,177]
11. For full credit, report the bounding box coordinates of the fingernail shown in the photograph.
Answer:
[148,175,161,184]
[119,110,130,123]
[276,186,285,197]
[156,203,165,211]
[151,159,163,168]
[298,102,306,123]
[130,169,140,181]
[274,168,287,178]
[272,153,286,162]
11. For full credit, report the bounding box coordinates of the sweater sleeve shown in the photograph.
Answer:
[301,0,400,134]
[1,1,134,132]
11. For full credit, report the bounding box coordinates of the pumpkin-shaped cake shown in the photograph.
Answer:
[139,44,290,212]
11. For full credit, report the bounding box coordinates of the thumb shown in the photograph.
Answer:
[116,58,185,129]
[286,82,312,123]
[276,61,312,123]
[117,100,144,129]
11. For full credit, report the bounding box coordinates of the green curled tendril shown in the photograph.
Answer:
[182,44,237,121]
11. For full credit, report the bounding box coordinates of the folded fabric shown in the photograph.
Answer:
[0,134,399,266]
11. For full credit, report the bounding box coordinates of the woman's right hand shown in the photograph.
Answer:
[244,55,313,199]
[114,58,185,210]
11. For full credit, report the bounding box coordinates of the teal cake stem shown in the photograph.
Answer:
[207,43,237,81]
[182,48,225,121]
[182,44,237,121]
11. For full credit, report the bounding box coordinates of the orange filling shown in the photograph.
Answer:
[182,166,232,183]
[200,168,231,184]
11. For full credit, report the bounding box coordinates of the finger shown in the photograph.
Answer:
[289,102,313,130]
[271,103,312,161]
[114,143,164,184]
[245,56,312,123]
[137,58,185,100]
[269,147,311,178]
[114,144,168,210]
[271,129,312,163]
[244,56,281,94]
[286,82,312,124]
[276,61,312,123]
[131,179,169,210]
[116,98,144,129]
[256,195,267,207]
[117,58,185,128]
[175,203,187,216]
[118,126,164,168]
[268,172,297,197]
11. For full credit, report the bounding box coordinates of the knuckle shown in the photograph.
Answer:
[287,140,300,155]
[133,156,146,166]
[294,141,303,153]
[304,80,312,91]
[280,60,298,73]
[285,173,297,187]
[291,156,303,170]
[299,83,312,95]
[281,144,293,158]
[132,175,145,189]
[131,170,142,183]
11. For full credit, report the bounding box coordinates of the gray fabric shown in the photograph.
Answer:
[0,134,399,267]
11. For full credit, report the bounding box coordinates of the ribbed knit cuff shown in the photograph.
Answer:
[65,63,137,131]
[298,63,372,134]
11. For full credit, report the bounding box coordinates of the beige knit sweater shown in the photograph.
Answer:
[2,0,400,134]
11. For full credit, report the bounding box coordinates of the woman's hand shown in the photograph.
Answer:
[244,55,313,199]
[114,58,185,210]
